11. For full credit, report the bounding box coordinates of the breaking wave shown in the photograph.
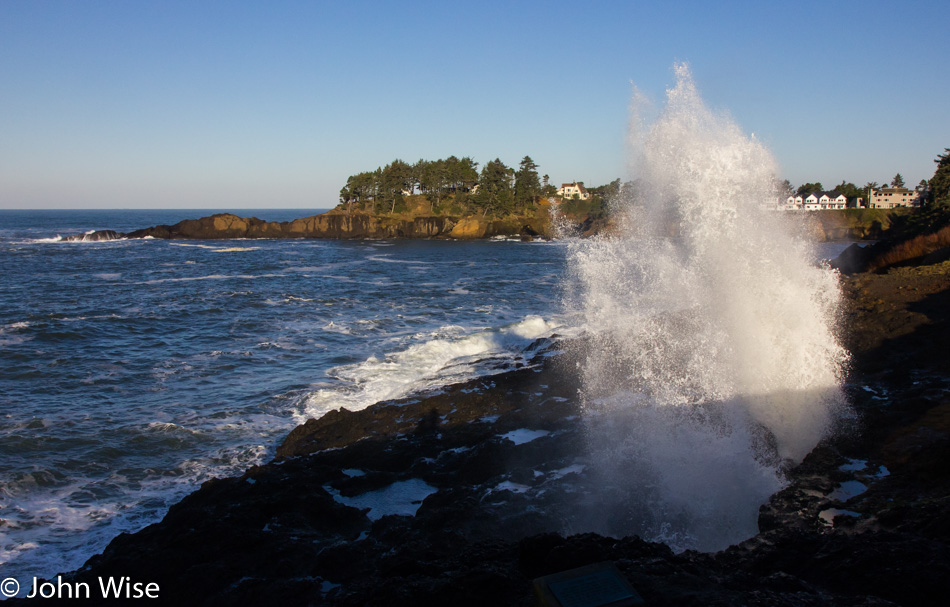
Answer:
[566,64,849,551]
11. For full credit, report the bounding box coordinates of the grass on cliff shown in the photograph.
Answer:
[864,206,950,272]
[868,224,950,272]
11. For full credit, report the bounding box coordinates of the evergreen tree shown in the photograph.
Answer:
[834,181,864,202]
[476,158,514,216]
[929,149,950,208]
[514,156,541,211]
[796,182,824,196]
[377,160,413,214]
[891,173,905,188]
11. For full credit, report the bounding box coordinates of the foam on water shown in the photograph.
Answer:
[300,315,563,421]
[566,64,849,552]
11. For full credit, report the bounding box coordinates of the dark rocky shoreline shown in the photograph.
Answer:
[63,211,552,242]
[15,261,950,606]
[60,208,905,243]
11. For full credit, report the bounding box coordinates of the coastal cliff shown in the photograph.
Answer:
[63,206,913,244]
[806,208,913,241]
[79,205,558,242]
[124,212,464,240]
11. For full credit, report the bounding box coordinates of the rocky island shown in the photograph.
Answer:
[20,212,950,606]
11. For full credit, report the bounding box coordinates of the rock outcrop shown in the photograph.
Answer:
[109,211,548,241]
[62,229,123,242]
[806,209,909,242]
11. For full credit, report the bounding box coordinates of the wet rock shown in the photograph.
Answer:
[62,229,123,241]
[830,242,874,274]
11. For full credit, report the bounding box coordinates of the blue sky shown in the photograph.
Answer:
[1,0,947,209]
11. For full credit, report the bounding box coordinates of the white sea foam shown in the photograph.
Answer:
[566,64,849,552]
[300,315,561,421]
[141,273,283,284]
[170,243,221,249]
[0,321,33,346]
[0,440,270,595]
[366,254,429,266]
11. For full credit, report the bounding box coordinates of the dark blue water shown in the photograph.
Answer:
[0,210,570,586]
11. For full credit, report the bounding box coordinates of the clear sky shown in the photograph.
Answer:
[1,0,947,209]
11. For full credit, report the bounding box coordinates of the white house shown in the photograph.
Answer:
[819,193,848,209]
[784,191,849,211]
[557,182,590,200]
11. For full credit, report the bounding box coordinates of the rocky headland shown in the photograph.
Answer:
[64,206,558,242]
[62,207,914,245]
[18,237,950,605]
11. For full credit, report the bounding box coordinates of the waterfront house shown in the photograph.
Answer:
[557,182,590,200]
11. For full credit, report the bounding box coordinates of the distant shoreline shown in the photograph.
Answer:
[55,206,917,244]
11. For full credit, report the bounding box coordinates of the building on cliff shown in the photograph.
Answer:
[782,191,854,211]
[869,187,920,209]
[557,182,589,200]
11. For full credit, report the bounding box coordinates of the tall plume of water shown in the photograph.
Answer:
[565,64,849,552]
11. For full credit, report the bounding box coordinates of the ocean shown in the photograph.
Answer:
[0,209,571,585]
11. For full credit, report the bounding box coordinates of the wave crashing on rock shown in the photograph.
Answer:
[566,64,850,552]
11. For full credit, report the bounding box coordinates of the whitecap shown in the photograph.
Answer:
[300,315,563,421]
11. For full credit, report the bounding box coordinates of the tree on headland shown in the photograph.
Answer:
[776,179,794,198]
[475,158,514,216]
[338,154,618,220]
[928,148,950,208]
[380,160,413,214]
[797,182,824,196]
[891,173,906,188]
[514,156,541,212]
[834,181,864,201]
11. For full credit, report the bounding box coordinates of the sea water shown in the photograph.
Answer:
[0,210,569,585]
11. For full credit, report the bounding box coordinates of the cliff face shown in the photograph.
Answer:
[121,211,553,241]
[806,208,912,241]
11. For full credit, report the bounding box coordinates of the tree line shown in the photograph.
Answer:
[336,155,624,218]
[339,155,550,216]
